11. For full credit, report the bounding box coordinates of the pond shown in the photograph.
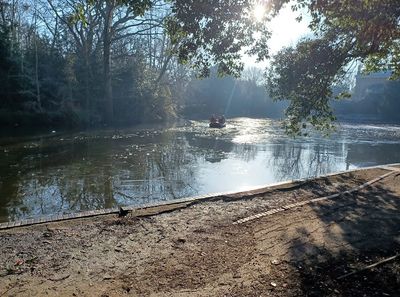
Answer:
[1,118,400,222]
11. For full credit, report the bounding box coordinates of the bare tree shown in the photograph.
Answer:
[241,66,264,86]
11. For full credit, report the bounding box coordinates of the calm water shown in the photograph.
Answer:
[1,118,400,222]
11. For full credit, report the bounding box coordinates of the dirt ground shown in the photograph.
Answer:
[1,166,400,296]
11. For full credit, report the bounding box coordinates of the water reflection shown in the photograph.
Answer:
[268,142,345,180]
[1,118,400,222]
[186,133,233,163]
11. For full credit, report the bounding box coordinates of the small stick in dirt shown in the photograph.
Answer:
[48,274,70,282]
[1,285,16,297]
[337,254,399,280]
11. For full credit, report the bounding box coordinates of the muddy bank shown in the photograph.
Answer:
[1,166,400,296]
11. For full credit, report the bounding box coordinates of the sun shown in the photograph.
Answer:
[252,3,266,22]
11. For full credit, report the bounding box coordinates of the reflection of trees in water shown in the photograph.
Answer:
[0,134,156,220]
[269,140,400,182]
[0,149,26,221]
[268,141,343,181]
[5,126,400,222]
[0,135,339,221]
[115,131,198,204]
[185,132,260,163]
[152,140,197,200]
[346,143,400,168]
[2,138,120,221]
[186,133,233,163]
[0,175,22,222]
[232,144,259,162]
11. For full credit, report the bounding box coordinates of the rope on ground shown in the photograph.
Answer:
[233,168,398,225]
[337,254,400,280]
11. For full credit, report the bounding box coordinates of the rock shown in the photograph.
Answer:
[177,238,186,244]
[233,273,241,279]
[122,285,131,293]
[43,232,52,238]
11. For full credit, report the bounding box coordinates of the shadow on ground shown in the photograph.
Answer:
[287,173,400,296]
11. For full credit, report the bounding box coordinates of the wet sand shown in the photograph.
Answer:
[1,166,400,296]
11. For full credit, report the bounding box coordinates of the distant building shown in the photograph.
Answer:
[352,70,392,101]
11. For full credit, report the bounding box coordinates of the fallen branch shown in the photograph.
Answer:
[337,254,400,280]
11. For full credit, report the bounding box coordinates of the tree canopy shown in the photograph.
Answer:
[168,0,400,134]
[1,0,399,132]
[167,0,270,77]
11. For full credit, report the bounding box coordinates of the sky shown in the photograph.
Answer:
[243,4,311,68]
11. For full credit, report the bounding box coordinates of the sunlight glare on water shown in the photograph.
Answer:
[231,118,275,144]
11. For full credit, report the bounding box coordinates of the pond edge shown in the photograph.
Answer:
[1,163,399,230]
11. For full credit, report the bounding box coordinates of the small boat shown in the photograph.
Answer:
[209,122,226,128]
[209,114,226,128]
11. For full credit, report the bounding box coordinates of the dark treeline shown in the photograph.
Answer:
[0,0,188,130]
[333,73,400,123]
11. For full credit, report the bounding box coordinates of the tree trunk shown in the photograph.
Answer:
[34,5,42,112]
[103,1,114,125]
[84,45,90,126]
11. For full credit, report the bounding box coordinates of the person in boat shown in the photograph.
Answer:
[219,115,226,124]
[210,114,217,124]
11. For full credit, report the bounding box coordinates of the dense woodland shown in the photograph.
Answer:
[0,0,399,133]
[0,0,187,129]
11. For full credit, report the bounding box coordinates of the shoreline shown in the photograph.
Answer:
[1,163,399,230]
